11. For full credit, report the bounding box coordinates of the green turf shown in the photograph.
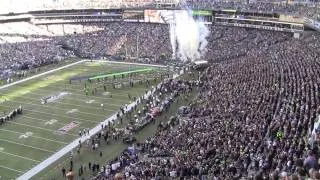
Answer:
[0,60,170,179]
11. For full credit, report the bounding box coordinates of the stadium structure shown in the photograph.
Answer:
[0,0,320,179]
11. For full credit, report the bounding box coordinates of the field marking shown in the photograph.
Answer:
[19,132,33,139]
[22,116,87,129]
[6,121,78,137]
[0,138,55,153]
[42,83,131,97]
[0,151,40,163]
[4,99,112,116]
[0,77,137,105]
[0,165,24,173]
[12,98,116,115]
[66,109,79,114]
[86,99,95,104]
[13,85,130,104]
[25,116,62,125]
[58,81,153,95]
[0,104,101,124]
[23,108,103,124]
[0,129,68,144]
[22,94,118,109]
[18,74,153,97]
[20,90,31,95]
[59,81,150,92]
[44,119,58,125]
[10,90,125,108]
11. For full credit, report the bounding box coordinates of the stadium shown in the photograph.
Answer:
[0,0,320,179]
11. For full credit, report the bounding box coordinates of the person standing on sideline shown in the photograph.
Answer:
[62,167,66,177]
[70,160,73,171]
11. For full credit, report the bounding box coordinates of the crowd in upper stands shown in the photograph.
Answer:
[182,0,320,20]
[0,22,172,79]
[1,0,319,20]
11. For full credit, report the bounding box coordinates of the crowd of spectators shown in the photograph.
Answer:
[0,38,75,79]
[1,0,319,20]
[0,0,154,14]
[181,0,320,20]
[0,22,172,79]
[1,0,320,22]
[61,22,171,60]
[91,26,320,179]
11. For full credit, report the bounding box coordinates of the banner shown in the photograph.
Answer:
[221,9,237,13]
[144,9,167,23]
[123,10,144,20]
[192,10,212,16]
[144,10,188,24]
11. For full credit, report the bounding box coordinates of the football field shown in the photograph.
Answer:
[0,60,169,179]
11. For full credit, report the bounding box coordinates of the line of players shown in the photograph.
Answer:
[0,106,23,125]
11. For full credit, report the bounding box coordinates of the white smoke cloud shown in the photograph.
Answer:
[166,10,209,62]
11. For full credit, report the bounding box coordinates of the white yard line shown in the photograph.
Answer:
[14,85,131,104]
[0,106,101,124]
[0,129,68,145]
[0,138,55,153]
[22,115,87,129]
[0,151,40,163]
[22,108,103,123]
[65,81,152,91]
[0,165,24,173]
[4,99,112,116]
[14,94,122,110]
[39,83,135,96]
[6,121,78,137]
[22,108,104,123]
